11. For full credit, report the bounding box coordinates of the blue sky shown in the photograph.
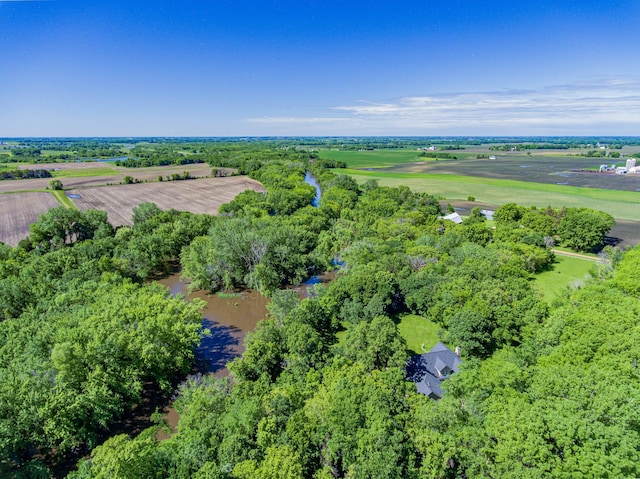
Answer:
[1,0,640,136]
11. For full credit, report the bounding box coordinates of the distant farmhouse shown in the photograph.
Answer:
[480,209,494,220]
[440,210,495,224]
[406,342,462,400]
[441,212,463,224]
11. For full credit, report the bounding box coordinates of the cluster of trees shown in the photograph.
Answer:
[0,142,626,477]
[66,153,632,479]
[493,203,615,252]
[114,147,204,168]
[419,152,458,159]
[5,140,125,162]
[0,169,52,180]
[0,204,220,476]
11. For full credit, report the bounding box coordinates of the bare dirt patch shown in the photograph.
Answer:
[116,164,219,181]
[0,176,122,193]
[606,219,640,250]
[387,155,640,192]
[0,192,59,246]
[439,199,500,214]
[68,176,265,226]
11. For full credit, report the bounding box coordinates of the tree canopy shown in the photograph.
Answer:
[0,142,630,478]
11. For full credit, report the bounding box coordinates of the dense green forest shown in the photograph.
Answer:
[0,143,635,478]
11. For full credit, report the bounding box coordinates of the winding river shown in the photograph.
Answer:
[155,171,325,433]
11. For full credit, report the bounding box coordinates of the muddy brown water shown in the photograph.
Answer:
[157,272,270,377]
[154,273,269,435]
[154,269,336,436]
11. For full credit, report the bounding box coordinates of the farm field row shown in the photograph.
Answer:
[68,176,265,227]
[0,162,216,194]
[322,149,640,189]
[0,192,60,246]
[341,169,640,221]
[0,176,264,245]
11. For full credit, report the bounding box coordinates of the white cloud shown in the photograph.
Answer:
[247,117,351,124]
[332,79,640,133]
[246,78,640,135]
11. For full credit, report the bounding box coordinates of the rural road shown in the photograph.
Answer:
[551,249,599,261]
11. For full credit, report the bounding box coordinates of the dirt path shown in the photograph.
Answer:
[551,249,599,261]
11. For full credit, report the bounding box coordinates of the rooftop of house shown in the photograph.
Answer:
[406,342,462,400]
[441,212,463,224]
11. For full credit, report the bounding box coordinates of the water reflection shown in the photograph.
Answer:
[304,171,321,207]
[157,273,269,376]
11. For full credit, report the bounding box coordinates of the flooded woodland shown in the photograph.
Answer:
[142,173,328,434]
[153,268,335,434]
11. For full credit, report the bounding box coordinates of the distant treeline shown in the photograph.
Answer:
[419,151,458,159]
[0,168,51,180]
[114,156,204,168]
[490,142,629,151]
[4,138,640,165]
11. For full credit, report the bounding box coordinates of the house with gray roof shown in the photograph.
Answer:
[406,342,462,400]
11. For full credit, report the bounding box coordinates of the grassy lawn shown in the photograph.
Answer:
[396,314,442,355]
[340,169,640,221]
[50,190,78,209]
[334,314,441,355]
[533,255,595,302]
[50,167,118,178]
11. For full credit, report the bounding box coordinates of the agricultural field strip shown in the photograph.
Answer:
[0,192,60,246]
[0,163,214,194]
[50,190,77,209]
[69,177,265,227]
[341,169,640,202]
[342,169,640,221]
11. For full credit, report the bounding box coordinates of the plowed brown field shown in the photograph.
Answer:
[68,176,265,226]
[0,192,59,246]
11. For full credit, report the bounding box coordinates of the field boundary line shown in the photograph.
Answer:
[551,249,599,261]
[50,190,78,210]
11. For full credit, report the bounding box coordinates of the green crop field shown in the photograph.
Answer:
[50,166,119,178]
[340,169,640,221]
[320,149,428,168]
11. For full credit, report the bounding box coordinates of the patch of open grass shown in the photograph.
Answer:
[320,149,426,168]
[50,167,118,178]
[396,314,442,355]
[50,190,78,209]
[340,169,640,221]
[533,255,595,302]
[0,162,29,167]
[319,149,503,169]
[335,328,348,347]
[333,314,441,355]
[216,291,242,298]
